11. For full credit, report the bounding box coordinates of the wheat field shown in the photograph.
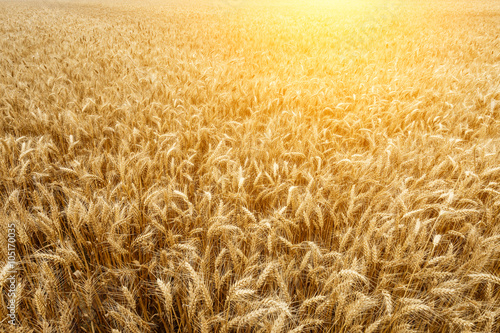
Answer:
[1,0,499,332]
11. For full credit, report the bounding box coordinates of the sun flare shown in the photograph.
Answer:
[1,0,500,332]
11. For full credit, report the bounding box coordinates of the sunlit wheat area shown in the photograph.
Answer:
[1,0,500,331]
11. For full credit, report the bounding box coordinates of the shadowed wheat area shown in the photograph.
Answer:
[1,0,500,332]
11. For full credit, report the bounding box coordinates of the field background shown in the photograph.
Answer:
[1,0,500,332]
